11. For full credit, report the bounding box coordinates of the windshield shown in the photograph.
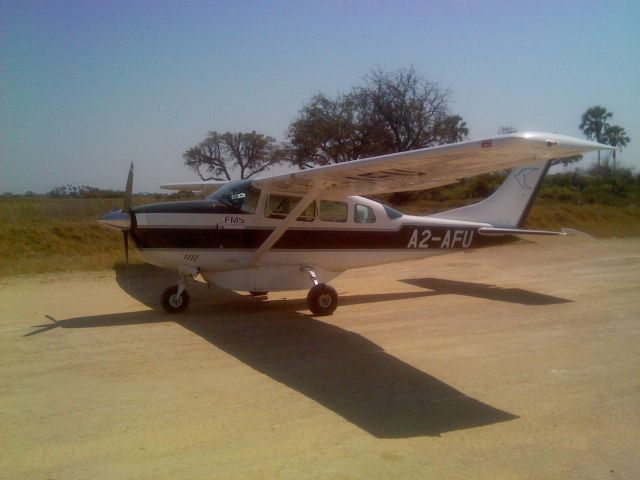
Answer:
[205,180,260,214]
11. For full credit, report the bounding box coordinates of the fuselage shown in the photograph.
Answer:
[124,181,510,292]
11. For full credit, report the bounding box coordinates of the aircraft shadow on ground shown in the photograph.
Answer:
[401,277,573,305]
[26,264,521,439]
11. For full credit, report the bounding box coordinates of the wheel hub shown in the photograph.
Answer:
[318,293,332,308]
[169,294,183,308]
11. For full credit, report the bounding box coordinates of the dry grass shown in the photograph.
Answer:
[0,197,143,275]
[1,196,639,276]
[527,201,640,237]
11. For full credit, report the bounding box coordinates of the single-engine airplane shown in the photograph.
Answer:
[99,132,614,315]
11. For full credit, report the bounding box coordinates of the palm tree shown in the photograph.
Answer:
[579,106,612,167]
[603,125,630,172]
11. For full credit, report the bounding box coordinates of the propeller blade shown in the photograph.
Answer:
[123,162,134,213]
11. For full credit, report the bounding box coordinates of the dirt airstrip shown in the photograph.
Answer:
[1,238,639,479]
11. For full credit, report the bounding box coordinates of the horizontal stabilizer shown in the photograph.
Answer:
[478,227,567,236]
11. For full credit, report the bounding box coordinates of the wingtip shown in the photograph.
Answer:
[513,131,616,152]
[560,228,594,238]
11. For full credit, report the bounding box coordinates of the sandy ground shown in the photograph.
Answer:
[1,237,639,479]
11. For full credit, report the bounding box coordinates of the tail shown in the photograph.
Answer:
[431,160,551,228]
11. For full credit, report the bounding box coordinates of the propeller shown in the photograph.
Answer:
[123,162,134,213]
[97,163,135,281]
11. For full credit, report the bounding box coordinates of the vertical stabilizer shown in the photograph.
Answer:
[431,160,551,227]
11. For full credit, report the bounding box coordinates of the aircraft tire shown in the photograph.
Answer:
[161,285,190,313]
[307,284,338,316]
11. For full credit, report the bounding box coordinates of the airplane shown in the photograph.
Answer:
[98,132,614,315]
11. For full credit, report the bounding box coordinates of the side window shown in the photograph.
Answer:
[265,194,316,222]
[354,204,376,224]
[319,200,348,222]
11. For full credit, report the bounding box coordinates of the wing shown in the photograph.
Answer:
[160,181,226,195]
[252,132,614,195]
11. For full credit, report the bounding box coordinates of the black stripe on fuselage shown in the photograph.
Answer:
[131,225,513,250]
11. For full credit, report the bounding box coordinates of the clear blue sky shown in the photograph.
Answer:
[2,0,639,193]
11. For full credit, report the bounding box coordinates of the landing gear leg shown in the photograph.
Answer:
[302,265,338,316]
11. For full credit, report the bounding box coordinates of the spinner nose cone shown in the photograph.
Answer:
[98,209,131,231]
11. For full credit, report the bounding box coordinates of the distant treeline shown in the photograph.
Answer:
[540,166,640,206]
[50,185,125,198]
[2,184,196,200]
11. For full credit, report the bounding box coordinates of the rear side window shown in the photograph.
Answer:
[319,200,348,222]
[265,194,316,222]
[383,205,403,219]
[354,204,376,224]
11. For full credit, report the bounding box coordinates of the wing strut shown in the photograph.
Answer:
[244,182,325,268]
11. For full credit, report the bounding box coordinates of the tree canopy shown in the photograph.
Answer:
[579,106,630,171]
[603,124,630,171]
[183,131,283,180]
[579,106,612,143]
[579,106,613,167]
[286,67,469,168]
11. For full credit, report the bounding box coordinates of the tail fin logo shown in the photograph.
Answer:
[515,167,539,189]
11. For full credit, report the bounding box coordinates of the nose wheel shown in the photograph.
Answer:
[161,284,190,313]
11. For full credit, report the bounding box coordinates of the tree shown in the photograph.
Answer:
[287,67,468,168]
[498,126,518,134]
[433,115,469,144]
[579,106,612,167]
[285,92,387,168]
[603,125,630,172]
[183,131,283,180]
[362,67,453,152]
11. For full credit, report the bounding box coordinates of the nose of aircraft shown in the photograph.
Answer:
[98,209,131,231]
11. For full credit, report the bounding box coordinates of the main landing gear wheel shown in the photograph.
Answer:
[307,284,338,316]
[161,285,190,313]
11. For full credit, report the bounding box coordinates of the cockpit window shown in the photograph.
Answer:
[205,180,260,214]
